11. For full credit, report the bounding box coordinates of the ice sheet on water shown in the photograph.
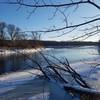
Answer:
[0,69,42,87]
[0,69,42,95]
[0,58,100,95]
[0,86,16,94]
[70,60,100,89]
[28,92,49,100]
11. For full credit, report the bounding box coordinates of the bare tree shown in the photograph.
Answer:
[7,24,16,40]
[0,22,6,40]
[31,32,41,40]
[7,24,24,40]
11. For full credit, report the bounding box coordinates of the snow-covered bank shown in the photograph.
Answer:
[0,48,40,56]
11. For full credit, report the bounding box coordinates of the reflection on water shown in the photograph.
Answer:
[97,46,100,55]
[0,52,42,74]
[0,46,100,75]
[0,58,5,74]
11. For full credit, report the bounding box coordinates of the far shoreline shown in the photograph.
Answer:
[0,40,99,49]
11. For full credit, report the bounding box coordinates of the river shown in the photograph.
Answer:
[0,46,100,75]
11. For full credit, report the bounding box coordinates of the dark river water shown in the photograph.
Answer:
[0,46,100,75]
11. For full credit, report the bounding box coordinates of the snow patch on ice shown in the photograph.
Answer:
[70,59,100,89]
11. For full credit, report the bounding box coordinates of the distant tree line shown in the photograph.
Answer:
[0,40,98,48]
[0,21,41,41]
[0,22,24,40]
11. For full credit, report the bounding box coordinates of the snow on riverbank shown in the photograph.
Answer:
[0,48,40,56]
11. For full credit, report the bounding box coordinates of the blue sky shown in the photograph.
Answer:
[0,0,100,41]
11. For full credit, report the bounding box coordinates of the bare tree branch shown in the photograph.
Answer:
[0,1,89,8]
[19,18,100,33]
